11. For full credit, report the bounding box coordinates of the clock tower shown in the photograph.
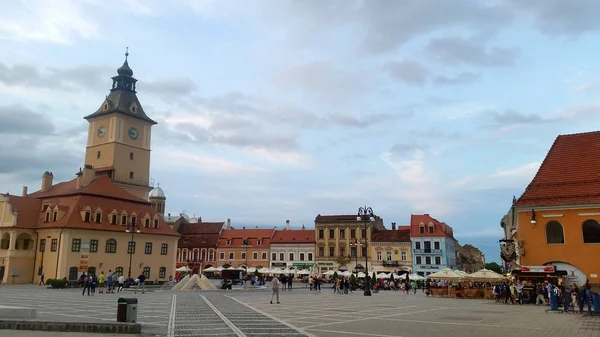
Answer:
[83,49,157,200]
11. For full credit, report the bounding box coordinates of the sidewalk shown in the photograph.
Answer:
[7,332,155,337]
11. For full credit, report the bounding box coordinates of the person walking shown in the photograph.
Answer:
[39,274,45,286]
[270,275,280,304]
[135,273,146,294]
[117,274,125,292]
[82,275,91,296]
[98,271,105,294]
[515,281,524,305]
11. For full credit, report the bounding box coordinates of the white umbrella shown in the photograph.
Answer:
[408,273,426,281]
[466,268,507,282]
[247,267,257,273]
[176,266,190,272]
[376,273,390,279]
[357,272,366,278]
[270,268,284,274]
[426,268,464,281]
[204,266,217,272]
[216,266,225,271]
[281,268,293,274]
[297,269,311,275]
[341,271,352,277]
[258,267,271,274]
[324,270,336,276]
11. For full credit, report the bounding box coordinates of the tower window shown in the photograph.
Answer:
[129,171,134,179]
[97,151,101,159]
[132,106,136,112]
[130,152,134,160]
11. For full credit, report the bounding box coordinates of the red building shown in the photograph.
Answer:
[175,218,224,272]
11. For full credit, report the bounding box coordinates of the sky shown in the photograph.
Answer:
[1,0,600,263]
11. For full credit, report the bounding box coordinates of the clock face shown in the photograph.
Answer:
[128,127,139,140]
[97,126,106,138]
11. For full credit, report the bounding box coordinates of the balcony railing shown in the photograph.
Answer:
[413,249,442,254]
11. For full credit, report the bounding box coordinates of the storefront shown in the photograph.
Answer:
[292,262,314,270]
[316,261,336,273]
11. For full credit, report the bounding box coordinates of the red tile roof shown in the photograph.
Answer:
[409,214,455,239]
[271,229,315,244]
[34,194,179,236]
[179,233,220,249]
[515,131,600,207]
[371,229,411,242]
[3,195,42,229]
[178,222,224,235]
[217,228,275,248]
[28,175,146,203]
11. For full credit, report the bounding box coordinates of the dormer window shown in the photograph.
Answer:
[84,211,91,223]
[429,225,434,234]
[419,226,425,234]
[111,214,118,225]
[226,240,232,246]
[121,215,127,225]
[131,216,137,226]
[103,103,108,111]
[145,218,150,228]
[95,212,102,223]
[44,212,50,223]
[154,219,159,228]
[53,211,58,222]
[257,239,263,245]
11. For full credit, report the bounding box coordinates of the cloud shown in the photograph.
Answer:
[0,105,56,134]
[385,60,429,86]
[0,62,112,91]
[427,37,518,67]
[485,109,559,134]
[455,227,503,239]
[141,77,198,98]
[491,162,540,180]
[156,149,266,175]
[388,143,429,157]
[272,61,370,106]
[507,0,600,37]
[434,72,481,86]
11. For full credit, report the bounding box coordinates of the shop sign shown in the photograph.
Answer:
[317,262,334,266]
[545,262,586,287]
[79,242,90,272]
[521,265,555,273]
[418,265,440,270]
[292,262,314,267]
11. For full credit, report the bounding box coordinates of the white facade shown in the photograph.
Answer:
[269,243,315,270]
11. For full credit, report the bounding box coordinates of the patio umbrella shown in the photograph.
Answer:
[258,267,271,274]
[357,272,366,278]
[297,269,311,275]
[408,273,425,281]
[204,266,217,272]
[426,268,464,281]
[246,267,257,273]
[270,268,284,274]
[176,266,190,272]
[324,270,336,276]
[216,266,225,271]
[376,273,390,279]
[341,271,352,277]
[466,268,507,282]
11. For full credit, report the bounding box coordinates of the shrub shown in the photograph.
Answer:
[46,278,68,289]
[332,271,338,279]
[349,274,357,287]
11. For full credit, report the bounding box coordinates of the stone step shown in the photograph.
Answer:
[0,305,37,319]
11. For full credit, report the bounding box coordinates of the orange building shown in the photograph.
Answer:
[502,131,600,286]
[216,227,275,268]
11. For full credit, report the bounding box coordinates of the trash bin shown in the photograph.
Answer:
[117,298,138,323]
[593,293,600,314]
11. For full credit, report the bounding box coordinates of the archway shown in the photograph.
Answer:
[15,233,32,250]
[545,221,565,244]
[582,219,600,243]
[0,233,10,250]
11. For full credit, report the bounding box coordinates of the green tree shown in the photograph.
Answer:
[405,272,410,284]
[485,262,503,274]
[332,271,339,279]
[349,274,357,287]
[389,273,394,282]
[371,272,377,286]
[334,255,351,268]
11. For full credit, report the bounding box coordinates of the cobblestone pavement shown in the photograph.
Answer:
[0,285,171,335]
[2,285,599,337]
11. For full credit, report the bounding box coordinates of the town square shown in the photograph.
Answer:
[2,1,600,336]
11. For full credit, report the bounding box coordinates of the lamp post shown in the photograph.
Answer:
[349,238,364,279]
[357,206,375,296]
[242,239,252,287]
[126,221,141,279]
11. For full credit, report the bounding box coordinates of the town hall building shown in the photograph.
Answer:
[0,52,179,284]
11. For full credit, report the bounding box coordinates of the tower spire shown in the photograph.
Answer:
[125,46,129,61]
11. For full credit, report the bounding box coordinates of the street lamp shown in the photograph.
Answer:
[242,239,252,287]
[126,220,141,279]
[357,206,375,296]
[349,238,365,279]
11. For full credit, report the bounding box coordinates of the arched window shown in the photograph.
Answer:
[546,221,565,244]
[115,267,124,277]
[582,220,600,243]
[143,266,150,279]
[105,239,117,253]
[87,267,96,275]
[159,267,166,278]
[68,267,78,280]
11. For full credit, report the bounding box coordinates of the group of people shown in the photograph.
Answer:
[77,270,147,295]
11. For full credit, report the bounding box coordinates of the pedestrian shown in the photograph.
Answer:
[135,273,146,294]
[98,271,105,294]
[287,275,293,291]
[118,274,125,292]
[270,274,280,304]
[90,273,97,295]
[39,274,45,286]
[82,275,91,296]
[515,281,524,305]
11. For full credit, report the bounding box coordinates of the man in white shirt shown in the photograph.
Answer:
[118,275,125,292]
[270,275,280,304]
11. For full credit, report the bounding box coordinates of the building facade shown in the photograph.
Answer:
[176,218,224,272]
[0,53,179,284]
[216,227,274,268]
[410,214,457,277]
[314,214,385,273]
[369,223,412,273]
[501,131,600,286]
[270,222,315,270]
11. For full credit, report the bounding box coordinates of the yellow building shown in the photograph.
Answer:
[369,224,412,274]
[314,214,385,273]
[0,52,179,284]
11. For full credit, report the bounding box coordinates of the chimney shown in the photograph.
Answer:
[226,218,231,229]
[285,220,290,230]
[198,217,202,223]
[391,222,396,230]
[21,186,28,197]
[243,226,246,230]
[41,171,53,192]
